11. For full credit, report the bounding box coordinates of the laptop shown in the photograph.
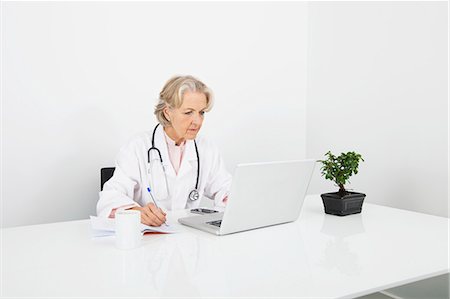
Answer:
[178,159,316,235]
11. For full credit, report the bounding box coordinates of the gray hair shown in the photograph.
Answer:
[154,75,214,127]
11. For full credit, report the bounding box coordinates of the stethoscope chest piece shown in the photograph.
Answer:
[189,189,200,201]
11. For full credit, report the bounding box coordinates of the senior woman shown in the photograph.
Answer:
[97,75,231,226]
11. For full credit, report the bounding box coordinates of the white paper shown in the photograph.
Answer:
[140,222,179,234]
[90,216,179,238]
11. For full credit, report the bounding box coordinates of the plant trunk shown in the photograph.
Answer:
[338,184,346,196]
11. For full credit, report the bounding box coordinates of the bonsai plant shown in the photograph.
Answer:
[319,151,365,216]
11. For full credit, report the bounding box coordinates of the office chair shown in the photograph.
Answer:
[100,167,115,191]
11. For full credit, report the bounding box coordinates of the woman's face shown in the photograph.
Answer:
[164,91,207,141]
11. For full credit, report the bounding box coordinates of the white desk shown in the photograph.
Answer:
[2,195,448,298]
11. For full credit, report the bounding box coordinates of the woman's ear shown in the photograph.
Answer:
[163,107,171,122]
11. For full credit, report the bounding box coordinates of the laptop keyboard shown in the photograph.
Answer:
[207,220,222,227]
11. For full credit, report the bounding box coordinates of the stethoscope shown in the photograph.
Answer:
[147,124,200,201]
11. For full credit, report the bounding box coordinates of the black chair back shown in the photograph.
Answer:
[100,167,115,191]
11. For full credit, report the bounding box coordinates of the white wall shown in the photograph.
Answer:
[306,2,448,217]
[3,1,447,227]
[1,2,308,227]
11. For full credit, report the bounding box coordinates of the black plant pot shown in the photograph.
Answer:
[321,191,366,216]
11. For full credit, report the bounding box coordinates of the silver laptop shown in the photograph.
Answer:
[178,159,316,235]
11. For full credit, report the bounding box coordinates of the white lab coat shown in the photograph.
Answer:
[96,125,232,218]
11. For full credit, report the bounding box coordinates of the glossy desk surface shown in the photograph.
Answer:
[2,195,448,298]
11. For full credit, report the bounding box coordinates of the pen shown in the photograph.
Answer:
[147,187,168,226]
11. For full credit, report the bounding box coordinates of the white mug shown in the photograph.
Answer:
[115,209,142,250]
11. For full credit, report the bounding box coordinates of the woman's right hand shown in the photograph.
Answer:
[130,203,167,226]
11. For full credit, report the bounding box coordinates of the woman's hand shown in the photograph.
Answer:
[130,203,167,226]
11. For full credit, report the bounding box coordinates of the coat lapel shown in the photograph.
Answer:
[177,139,197,179]
[153,125,177,178]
